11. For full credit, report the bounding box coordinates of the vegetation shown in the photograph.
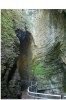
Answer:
[31,61,54,80]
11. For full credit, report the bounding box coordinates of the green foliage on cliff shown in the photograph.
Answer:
[1,10,17,42]
[31,61,53,80]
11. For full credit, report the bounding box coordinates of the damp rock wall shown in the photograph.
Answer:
[32,10,66,92]
[32,10,66,64]
[1,9,33,99]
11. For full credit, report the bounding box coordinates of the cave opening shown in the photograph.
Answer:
[16,29,34,91]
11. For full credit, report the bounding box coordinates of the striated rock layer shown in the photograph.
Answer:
[32,10,66,93]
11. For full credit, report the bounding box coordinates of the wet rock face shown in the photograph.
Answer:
[33,10,66,63]
[1,9,32,99]
[32,10,66,92]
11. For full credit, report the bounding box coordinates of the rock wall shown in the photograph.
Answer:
[32,10,66,92]
[1,9,33,99]
[33,10,66,63]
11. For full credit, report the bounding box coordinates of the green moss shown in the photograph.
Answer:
[31,61,53,79]
[1,10,16,40]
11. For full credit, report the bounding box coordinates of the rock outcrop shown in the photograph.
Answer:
[32,10,66,93]
[1,9,33,99]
